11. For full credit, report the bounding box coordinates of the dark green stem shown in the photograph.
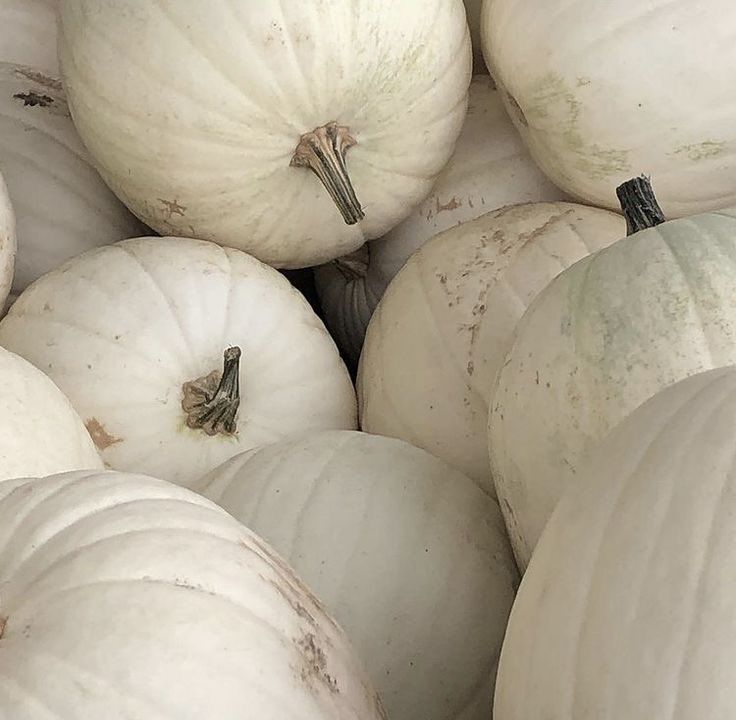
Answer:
[616,175,666,236]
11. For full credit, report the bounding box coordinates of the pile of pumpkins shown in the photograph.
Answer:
[1,1,735,718]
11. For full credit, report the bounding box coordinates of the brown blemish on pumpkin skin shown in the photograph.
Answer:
[296,632,338,693]
[435,196,462,214]
[13,91,54,108]
[0,616,6,639]
[158,198,187,219]
[85,418,123,450]
[12,68,63,91]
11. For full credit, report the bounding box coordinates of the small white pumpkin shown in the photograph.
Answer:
[0,170,16,310]
[0,0,58,74]
[0,469,386,719]
[489,178,736,568]
[0,237,357,489]
[358,202,625,487]
[494,365,736,720]
[0,345,101,480]
[0,62,144,296]
[58,0,471,269]
[196,430,519,720]
[482,0,736,217]
[315,76,566,363]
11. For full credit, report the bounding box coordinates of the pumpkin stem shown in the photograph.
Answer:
[333,244,369,281]
[616,175,666,236]
[182,346,241,436]
[291,122,364,225]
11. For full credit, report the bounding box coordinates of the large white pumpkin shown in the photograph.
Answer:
[0,170,16,309]
[494,365,736,719]
[0,237,357,488]
[0,469,386,719]
[358,202,625,487]
[196,430,518,720]
[0,345,101,480]
[58,0,471,269]
[482,0,736,217]
[489,181,736,568]
[0,1,58,74]
[315,76,566,363]
[0,62,144,296]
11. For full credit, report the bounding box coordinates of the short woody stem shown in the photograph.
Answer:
[616,175,666,236]
[182,346,241,436]
[291,122,364,225]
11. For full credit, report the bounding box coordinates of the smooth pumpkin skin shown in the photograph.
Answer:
[0,0,58,74]
[58,0,471,268]
[0,237,357,489]
[0,346,102,481]
[482,0,736,217]
[0,469,386,719]
[495,366,736,719]
[196,430,519,720]
[0,171,16,310]
[315,76,566,363]
[489,208,736,568]
[358,202,625,488]
[0,62,144,296]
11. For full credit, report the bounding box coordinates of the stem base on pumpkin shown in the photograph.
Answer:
[182,346,241,436]
[291,122,364,225]
[616,175,666,236]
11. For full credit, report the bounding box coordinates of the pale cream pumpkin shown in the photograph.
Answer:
[482,0,736,216]
[0,62,144,296]
[494,365,736,719]
[0,346,101,480]
[315,76,567,363]
[0,170,16,310]
[0,0,58,74]
[58,0,471,268]
[0,469,386,719]
[196,430,519,720]
[0,237,357,489]
[489,179,736,568]
[358,202,625,488]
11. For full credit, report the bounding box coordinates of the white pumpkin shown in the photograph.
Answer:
[0,237,357,489]
[0,0,58,74]
[196,430,518,720]
[315,76,567,363]
[0,62,144,296]
[489,179,736,568]
[358,202,625,488]
[482,0,736,217]
[494,365,736,719]
[0,469,386,719]
[0,345,101,480]
[57,0,471,269]
[0,170,16,309]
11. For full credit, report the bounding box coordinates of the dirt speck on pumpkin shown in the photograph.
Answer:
[435,196,462,214]
[85,418,123,450]
[13,91,54,108]
[0,616,6,639]
[296,632,338,694]
[158,198,187,219]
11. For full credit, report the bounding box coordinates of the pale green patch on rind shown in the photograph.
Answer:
[672,140,727,162]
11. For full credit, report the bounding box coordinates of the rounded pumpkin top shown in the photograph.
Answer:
[358,201,625,488]
[197,429,518,720]
[489,205,736,567]
[495,365,736,719]
[0,469,386,719]
[0,237,357,488]
[58,0,472,268]
[0,345,102,481]
[482,0,736,216]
